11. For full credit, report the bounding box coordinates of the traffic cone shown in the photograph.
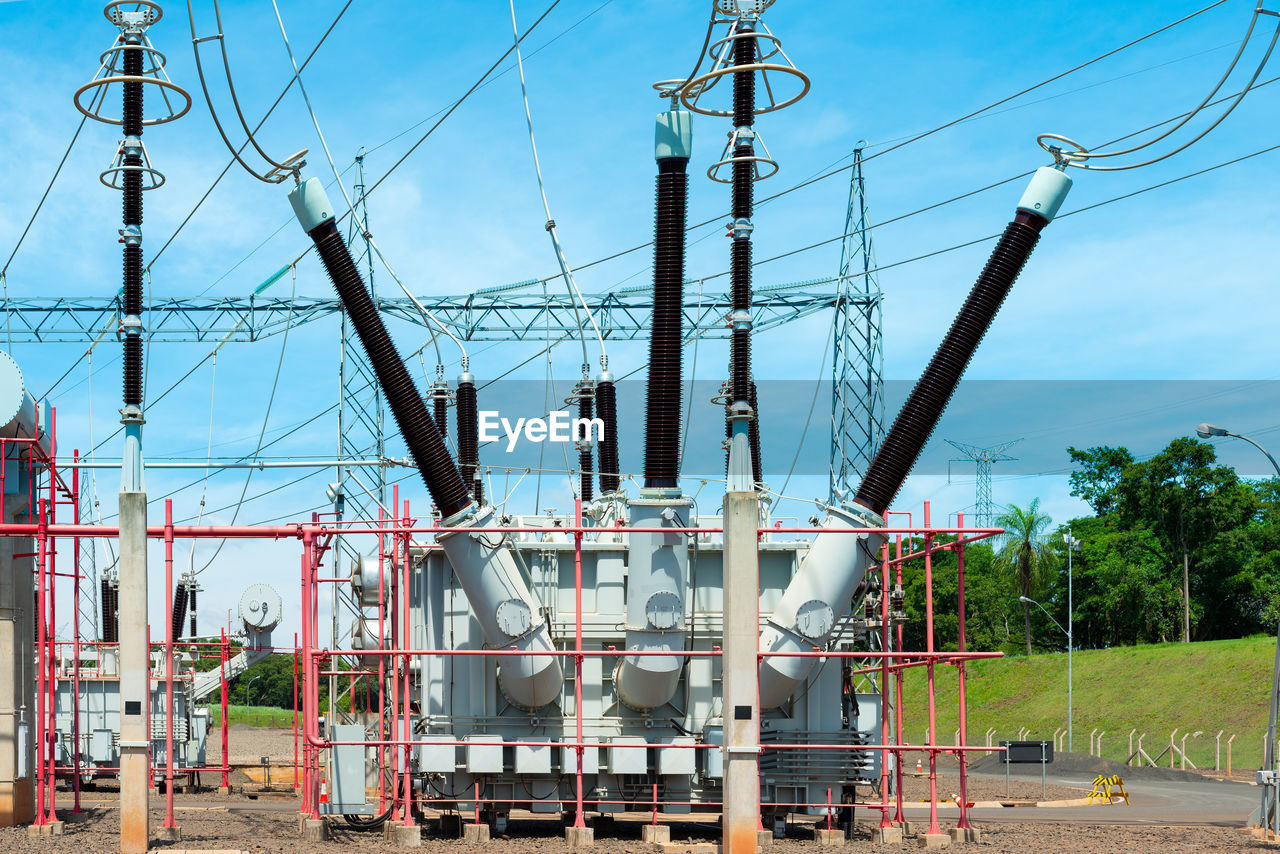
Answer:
[914,757,923,774]
[319,772,328,806]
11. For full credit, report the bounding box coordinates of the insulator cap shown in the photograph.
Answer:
[1017,166,1072,222]
[289,177,335,233]
[655,108,693,162]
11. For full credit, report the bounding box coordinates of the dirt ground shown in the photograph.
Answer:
[0,809,1260,852]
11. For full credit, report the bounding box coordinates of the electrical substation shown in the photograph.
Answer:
[0,0,1276,851]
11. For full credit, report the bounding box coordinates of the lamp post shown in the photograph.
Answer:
[1020,593,1072,752]
[1196,423,1280,827]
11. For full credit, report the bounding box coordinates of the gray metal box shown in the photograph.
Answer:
[703,726,723,779]
[560,736,599,774]
[515,739,551,774]
[418,735,456,773]
[608,737,647,774]
[91,729,113,764]
[657,736,695,775]
[466,735,503,774]
[329,724,368,812]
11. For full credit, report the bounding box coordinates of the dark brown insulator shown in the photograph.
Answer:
[643,158,689,489]
[308,219,471,518]
[579,391,594,502]
[170,583,189,640]
[456,381,482,506]
[854,212,1049,516]
[748,380,762,485]
[597,380,619,494]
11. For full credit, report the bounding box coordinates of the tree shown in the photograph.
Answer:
[994,499,1058,656]
[1067,446,1135,516]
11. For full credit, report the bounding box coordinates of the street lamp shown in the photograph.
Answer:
[245,672,264,711]
[1196,422,1280,824]
[1197,423,1280,479]
[1021,588,1074,753]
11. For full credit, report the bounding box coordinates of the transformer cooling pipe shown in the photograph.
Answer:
[596,374,619,494]
[758,166,1073,708]
[456,373,482,506]
[616,104,695,711]
[289,178,562,708]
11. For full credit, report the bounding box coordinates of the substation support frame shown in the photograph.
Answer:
[4,440,1006,842]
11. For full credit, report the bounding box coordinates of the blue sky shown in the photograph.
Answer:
[1,0,1278,639]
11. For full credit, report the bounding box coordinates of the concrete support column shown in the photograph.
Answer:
[0,501,35,827]
[722,490,760,854]
[118,491,149,854]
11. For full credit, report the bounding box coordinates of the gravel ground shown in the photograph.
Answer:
[222,724,299,765]
[0,810,1260,852]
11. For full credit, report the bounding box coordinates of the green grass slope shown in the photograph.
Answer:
[897,635,1275,771]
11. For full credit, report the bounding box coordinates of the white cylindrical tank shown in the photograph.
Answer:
[614,494,692,711]
[0,350,41,442]
[437,505,564,710]
[758,504,886,709]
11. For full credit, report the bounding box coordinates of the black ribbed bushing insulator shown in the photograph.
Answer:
[101,579,118,643]
[854,212,1049,516]
[122,41,143,137]
[732,25,757,129]
[123,156,143,226]
[643,160,689,489]
[579,392,595,503]
[456,381,482,505]
[189,586,198,638]
[748,380,762,484]
[432,393,449,446]
[123,335,143,405]
[171,583,189,641]
[731,149,754,222]
[597,380,619,494]
[308,219,471,518]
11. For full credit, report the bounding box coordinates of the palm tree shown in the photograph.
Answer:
[994,499,1057,656]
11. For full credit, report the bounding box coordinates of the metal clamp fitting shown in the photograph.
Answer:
[118,225,142,246]
[730,309,753,332]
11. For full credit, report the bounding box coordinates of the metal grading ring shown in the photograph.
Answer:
[681,62,811,117]
[1036,133,1091,165]
[74,75,192,126]
[652,78,686,100]
[707,152,779,184]
[99,42,168,76]
[708,29,784,67]
[99,164,166,192]
[104,0,163,27]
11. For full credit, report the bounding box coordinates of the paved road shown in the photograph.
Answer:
[900,770,1258,827]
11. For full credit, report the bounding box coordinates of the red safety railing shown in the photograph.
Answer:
[0,436,1003,835]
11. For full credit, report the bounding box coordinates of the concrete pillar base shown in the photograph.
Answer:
[463,823,490,844]
[948,827,979,844]
[657,843,719,854]
[917,833,950,849]
[897,821,917,837]
[874,826,904,844]
[65,810,90,823]
[565,825,595,848]
[815,828,845,847]
[303,819,329,842]
[217,786,233,795]
[390,824,421,848]
[758,829,775,847]
[26,821,64,837]
[642,825,670,844]
[157,825,182,842]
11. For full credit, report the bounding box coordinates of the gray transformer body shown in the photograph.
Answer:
[333,510,883,818]
[52,659,209,781]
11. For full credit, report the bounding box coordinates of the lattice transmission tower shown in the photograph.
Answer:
[946,438,1022,528]
[830,146,885,503]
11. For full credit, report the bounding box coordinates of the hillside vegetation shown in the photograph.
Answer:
[898,635,1275,771]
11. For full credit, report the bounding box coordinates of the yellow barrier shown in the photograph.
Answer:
[1086,774,1130,805]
